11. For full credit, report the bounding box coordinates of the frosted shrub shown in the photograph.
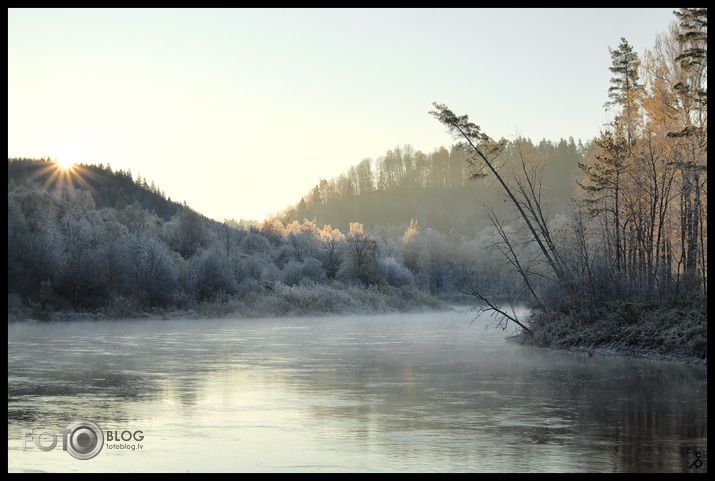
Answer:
[235,277,259,298]
[286,231,321,262]
[281,260,304,286]
[379,256,414,288]
[235,254,276,284]
[281,257,326,286]
[240,232,275,258]
[189,248,237,300]
[300,257,326,284]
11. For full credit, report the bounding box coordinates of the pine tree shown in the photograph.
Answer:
[606,37,642,145]
[668,8,707,139]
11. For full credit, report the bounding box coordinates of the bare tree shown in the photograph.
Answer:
[430,103,567,333]
[430,103,566,280]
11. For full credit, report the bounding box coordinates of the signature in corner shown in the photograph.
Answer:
[689,451,703,470]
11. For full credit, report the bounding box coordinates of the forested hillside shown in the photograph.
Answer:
[8,158,183,221]
[278,138,590,236]
[8,159,451,320]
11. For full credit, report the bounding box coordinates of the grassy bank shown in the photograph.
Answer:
[520,300,707,363]
[7,282,449,322]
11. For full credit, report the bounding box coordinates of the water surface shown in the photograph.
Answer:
[7,310,707,472]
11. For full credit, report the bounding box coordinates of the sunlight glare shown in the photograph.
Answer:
[55,157,76,170]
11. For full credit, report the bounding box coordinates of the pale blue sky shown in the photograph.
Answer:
[8,8,677,222]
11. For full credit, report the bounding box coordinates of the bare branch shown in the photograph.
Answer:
[430,102,565,280]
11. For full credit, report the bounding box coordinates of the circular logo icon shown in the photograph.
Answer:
[65,420,104,460]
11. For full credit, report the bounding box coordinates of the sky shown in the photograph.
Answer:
[8,8,678,222]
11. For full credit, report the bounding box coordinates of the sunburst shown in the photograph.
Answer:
[55,157,76,170]
[27,158,99,197]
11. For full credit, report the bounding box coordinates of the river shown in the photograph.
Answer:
[7,310,707,472]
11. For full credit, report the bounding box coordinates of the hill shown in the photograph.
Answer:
[7,156,449,320]
[8,157,183,221]
[278,138,592,237]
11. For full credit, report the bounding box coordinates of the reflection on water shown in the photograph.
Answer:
[7,311,707,472]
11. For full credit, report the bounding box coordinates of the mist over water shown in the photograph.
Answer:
[8,311,707,472]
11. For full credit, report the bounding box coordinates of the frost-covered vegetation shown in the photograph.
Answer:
[523,301,707,362]
[7,172,463,321]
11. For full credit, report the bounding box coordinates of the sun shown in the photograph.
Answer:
[55,157,76,170]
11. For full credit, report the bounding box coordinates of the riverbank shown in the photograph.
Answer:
[7,282,450,322]
[518,301,707,364]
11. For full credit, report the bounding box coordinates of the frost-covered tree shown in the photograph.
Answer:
[131,233,179,306]
[57,212,106,306]
[164,208,210,259]
[285,219,321,262]
[401,223,451,293]
[240,231,275,261]
[378,256,414,288]
[7,183,64,298]
[342,223,380,285]
[95,213,132,295]
[189,245,237,300]
[318,224,345,280]
[281,257,326,286]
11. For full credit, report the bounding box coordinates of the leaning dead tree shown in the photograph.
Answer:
[430,103,566,332]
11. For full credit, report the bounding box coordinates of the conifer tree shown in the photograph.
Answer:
[606,37,642,145]
[671,7,707,135]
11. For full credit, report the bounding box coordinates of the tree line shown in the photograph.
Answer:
[9,170,520,318]
[279,137,590,234]
[7,157,183,221]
